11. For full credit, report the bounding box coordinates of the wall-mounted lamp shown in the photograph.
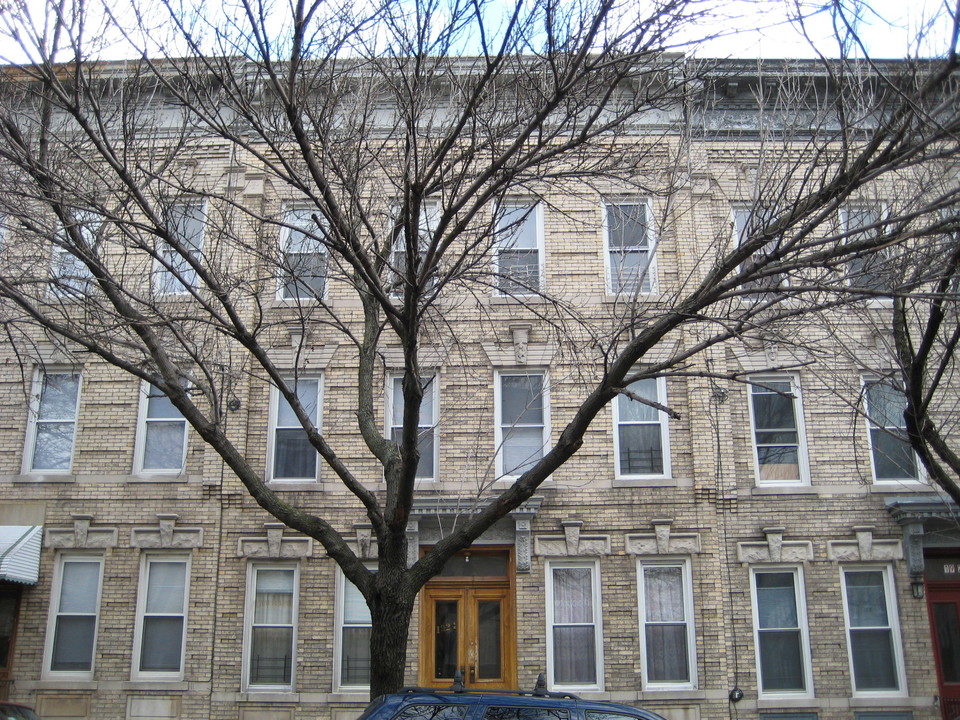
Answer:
[911,578,925,600]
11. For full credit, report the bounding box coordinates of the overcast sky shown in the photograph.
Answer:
[1,0,956,64]
[695,0,955,58]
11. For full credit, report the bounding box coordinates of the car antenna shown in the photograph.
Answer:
[532,673,547,697]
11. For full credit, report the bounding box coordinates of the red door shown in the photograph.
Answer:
[928,582,960,720]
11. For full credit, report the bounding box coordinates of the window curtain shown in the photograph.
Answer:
[552,567,596,684]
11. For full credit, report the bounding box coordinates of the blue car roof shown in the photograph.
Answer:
[360,691,667,720]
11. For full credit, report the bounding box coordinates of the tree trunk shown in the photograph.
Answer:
[368,583,416,699]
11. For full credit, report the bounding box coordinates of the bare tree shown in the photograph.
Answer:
[0,0,958,696]
[892,229,960,503]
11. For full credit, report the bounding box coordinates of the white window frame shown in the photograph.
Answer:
[242,562,300,692]
[840,565,907,696]
[637,558,697,690]
[43,553,103,681]
[391,199,439,293]
[840,204,891,294]
[24,369,81,474]
[749,566,814,699]
[50,210,98,297]
[494,370,550,480]
[267,376,322,482]
[746,374,811,487]
[131,554,190,681]
[494,201,544,296]
[731,205,786,296]
[334,566,374,692]
[134,381,188,475]
[613,375,671,480]
[386,373,439,482]
[154,201,206,296]
[862,377,922,485]
[603,199,657,295]
[277,206,327,301]
[545,559,604,692]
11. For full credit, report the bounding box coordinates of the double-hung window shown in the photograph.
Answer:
[637,560,696,688]
[841,566,905,694]
[841,205,890,293]
[278,207,326,300]
[155,202,205,295]
[732,206,785,295]
[388,374,438,481]
[51,211,98,297]
[748,375,809,485]
[269,377,321,481]
[547,561,602,690]
[45,554,103,678]
[133,555,189,679]
[751,567,812,696]
[613,376,670,479]
[27,370,81,473]
[135,383,188,474]
[244,563,298,690]
[496,372,548,479]
[336,569,372,690]
[391,200,439,292]
[604,201,656,295]
[494,202,543,295]
[863,379,919,483]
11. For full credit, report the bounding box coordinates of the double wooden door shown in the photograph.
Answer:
[419,550,515,689]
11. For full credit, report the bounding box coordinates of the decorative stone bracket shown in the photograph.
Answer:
[534,520,611,557]
[737,527,813,564]
[827,526,903,563]
[237,523,313,558]
[352,523,377,560]
[46,514,118,549]
[131,514,203,549]
[626,519,701,555]
[270,340,338,371]
[482,325,554,367]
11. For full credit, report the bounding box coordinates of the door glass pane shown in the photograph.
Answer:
[477,600,501,679]
[934,602,960,683]
[434,600,458,679]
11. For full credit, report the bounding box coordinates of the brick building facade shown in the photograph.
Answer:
[0,58,957,720]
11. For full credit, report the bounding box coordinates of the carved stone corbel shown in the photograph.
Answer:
[626,519,702,556]
[737,527,813,564]
[535,520,610,557]
[237,523,312,558]
[45,514,118,549]
[131,514,203,549]
[827,526,903,563]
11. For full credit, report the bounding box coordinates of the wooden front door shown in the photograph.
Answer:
[419,549,515,689]
[0,586,21,701]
